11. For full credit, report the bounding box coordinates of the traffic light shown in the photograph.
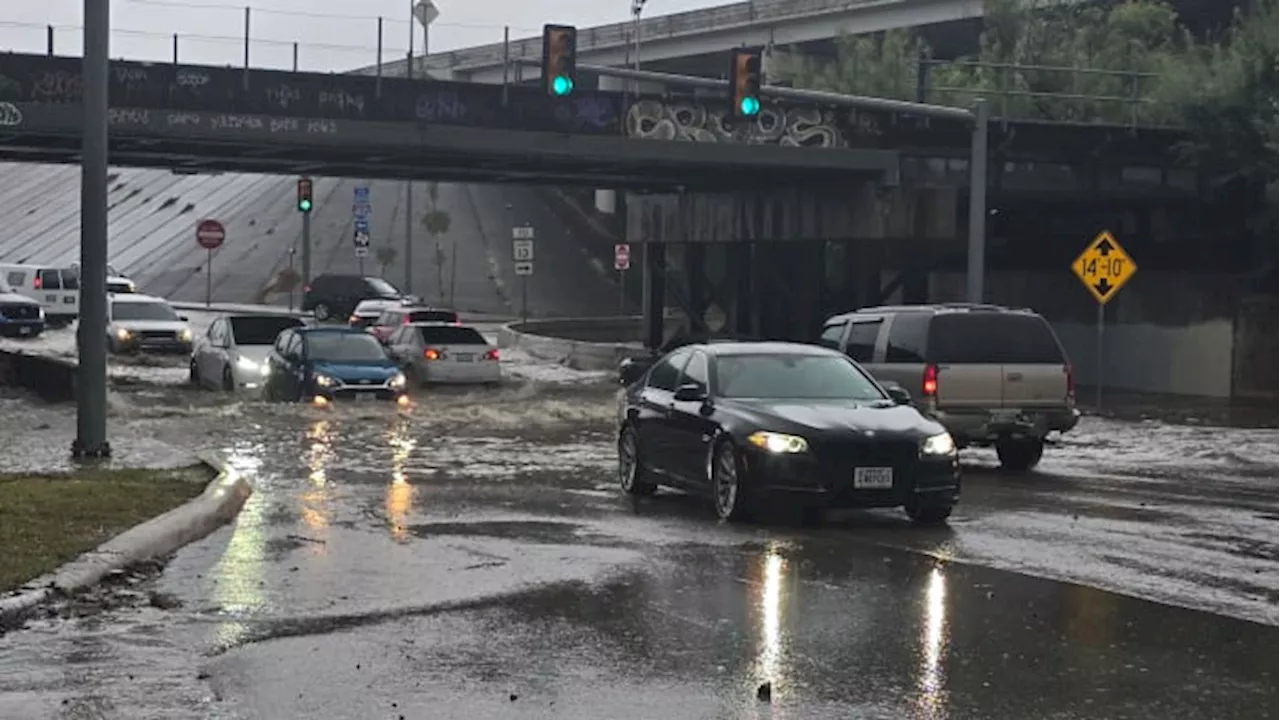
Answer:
[729,48,763,117]
[542,24,577,97]
[296,177,313,213]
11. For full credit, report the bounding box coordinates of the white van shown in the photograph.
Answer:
[0,263,139,327]
[0,264,79,327]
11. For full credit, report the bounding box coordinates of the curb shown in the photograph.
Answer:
[0,451,253,628]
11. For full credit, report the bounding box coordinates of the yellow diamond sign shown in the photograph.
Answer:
[1072,230,1137,305]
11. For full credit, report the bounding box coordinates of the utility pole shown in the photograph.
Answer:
[73,0,110,459]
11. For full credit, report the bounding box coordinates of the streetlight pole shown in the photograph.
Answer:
[631,0,651,327]
[404,0,439,296]
[74,0,110,459]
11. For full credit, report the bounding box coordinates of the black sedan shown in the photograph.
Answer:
[616,341,960,524]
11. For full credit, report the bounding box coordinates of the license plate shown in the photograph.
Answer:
[18,326,31,335]
[453,353,474,362]
[853,466,894,490]
[356,392,377,402]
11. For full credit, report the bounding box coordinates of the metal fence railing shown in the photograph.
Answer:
[409,0,887,75]
[0,19,411,74]
[917,59,1167,128]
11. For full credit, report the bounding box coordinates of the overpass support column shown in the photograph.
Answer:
[643,242,666,349]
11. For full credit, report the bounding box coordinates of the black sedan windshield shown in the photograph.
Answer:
[307,333,388,362]
[717,354,885,401]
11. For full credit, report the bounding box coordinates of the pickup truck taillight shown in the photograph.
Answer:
[922,364,938,398]
[1065,363,1075,402]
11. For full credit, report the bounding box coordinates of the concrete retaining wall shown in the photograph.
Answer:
[0,350,77,402]
[496,317,652,371]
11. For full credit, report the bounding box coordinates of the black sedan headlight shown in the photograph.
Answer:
[920,432,957,456]
[747,431,809,454]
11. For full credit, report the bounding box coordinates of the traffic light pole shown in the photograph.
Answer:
[301,211,311,290]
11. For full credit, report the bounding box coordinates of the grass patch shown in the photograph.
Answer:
[0,466,210,593]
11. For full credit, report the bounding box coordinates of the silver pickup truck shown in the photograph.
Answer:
[818,303,1080,472]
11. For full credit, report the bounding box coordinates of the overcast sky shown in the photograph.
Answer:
[0,0,728,70]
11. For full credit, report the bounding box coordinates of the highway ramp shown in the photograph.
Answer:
[0,162,618,318]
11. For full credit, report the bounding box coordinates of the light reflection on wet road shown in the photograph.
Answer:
[0,383,1275,719]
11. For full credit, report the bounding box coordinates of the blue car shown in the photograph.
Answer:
[0,280,44,339]
[262,326,409,406]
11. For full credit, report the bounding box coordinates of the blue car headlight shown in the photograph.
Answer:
[313,373,338,388]
[387,372,407,389]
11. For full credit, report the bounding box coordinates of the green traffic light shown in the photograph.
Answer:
[299,199,312,212]
[739,96,760,116]
[552,75,574,96]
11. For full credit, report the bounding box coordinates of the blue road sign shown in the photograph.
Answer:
[354,185,370,203]
[354,216,370,233]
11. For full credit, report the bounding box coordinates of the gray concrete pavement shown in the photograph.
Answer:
[0,383,1274,719]
[0,164,618,321]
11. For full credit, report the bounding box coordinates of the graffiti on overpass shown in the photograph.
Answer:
[623,99,881,148]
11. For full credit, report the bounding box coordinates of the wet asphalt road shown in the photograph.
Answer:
[0,382,1275,719]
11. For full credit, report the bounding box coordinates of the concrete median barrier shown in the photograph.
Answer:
[0,349,77,403]
[497,316,658,371]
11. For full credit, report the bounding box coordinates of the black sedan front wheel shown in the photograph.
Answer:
[618,426,656,496]
[712,441,751,522]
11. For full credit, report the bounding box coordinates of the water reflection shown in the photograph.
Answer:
[300,420,336,531]
[385,420,417,543]
[755,542,787,700]
[210,443,268,650]
[914,566,950,717]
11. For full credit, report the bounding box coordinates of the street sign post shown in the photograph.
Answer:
[614,243,630,314]
[1072,230,1138,412]
[353,184,372,272]
[512,226,534,322]
[196,219,226,307]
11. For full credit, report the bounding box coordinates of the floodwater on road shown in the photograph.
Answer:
[0,380,1275,719]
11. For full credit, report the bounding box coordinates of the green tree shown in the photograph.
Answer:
[1156,1,1277,208]
[375,245,398,276]
[772,0,1189,124]
[420,182,452,305]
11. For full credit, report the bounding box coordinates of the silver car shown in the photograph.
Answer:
[190,314,304,391]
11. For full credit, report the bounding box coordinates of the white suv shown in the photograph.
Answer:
[107,294,193,354]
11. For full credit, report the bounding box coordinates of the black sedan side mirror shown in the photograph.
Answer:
[883,382,912,406]
[179,315,189,321]
[673,383,708,403]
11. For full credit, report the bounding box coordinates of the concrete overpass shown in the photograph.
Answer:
[374,0,984,83]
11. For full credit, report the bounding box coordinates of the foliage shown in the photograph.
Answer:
[773,0,1274,129]
[274,266,302,292]
[419,182,452,304]
[375,245,398,274]
[1153,0,1277,210]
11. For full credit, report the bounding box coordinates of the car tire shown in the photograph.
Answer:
[618,425,657,497]
[712,440,752,522]
[221,366,235,392]
[906,500,953,525]
[996,438,1044,473]
[189,360,200,387]
[313,303,332,322]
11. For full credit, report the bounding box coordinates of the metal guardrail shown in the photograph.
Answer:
[917,59,1164,127]
[412,0,890,73]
